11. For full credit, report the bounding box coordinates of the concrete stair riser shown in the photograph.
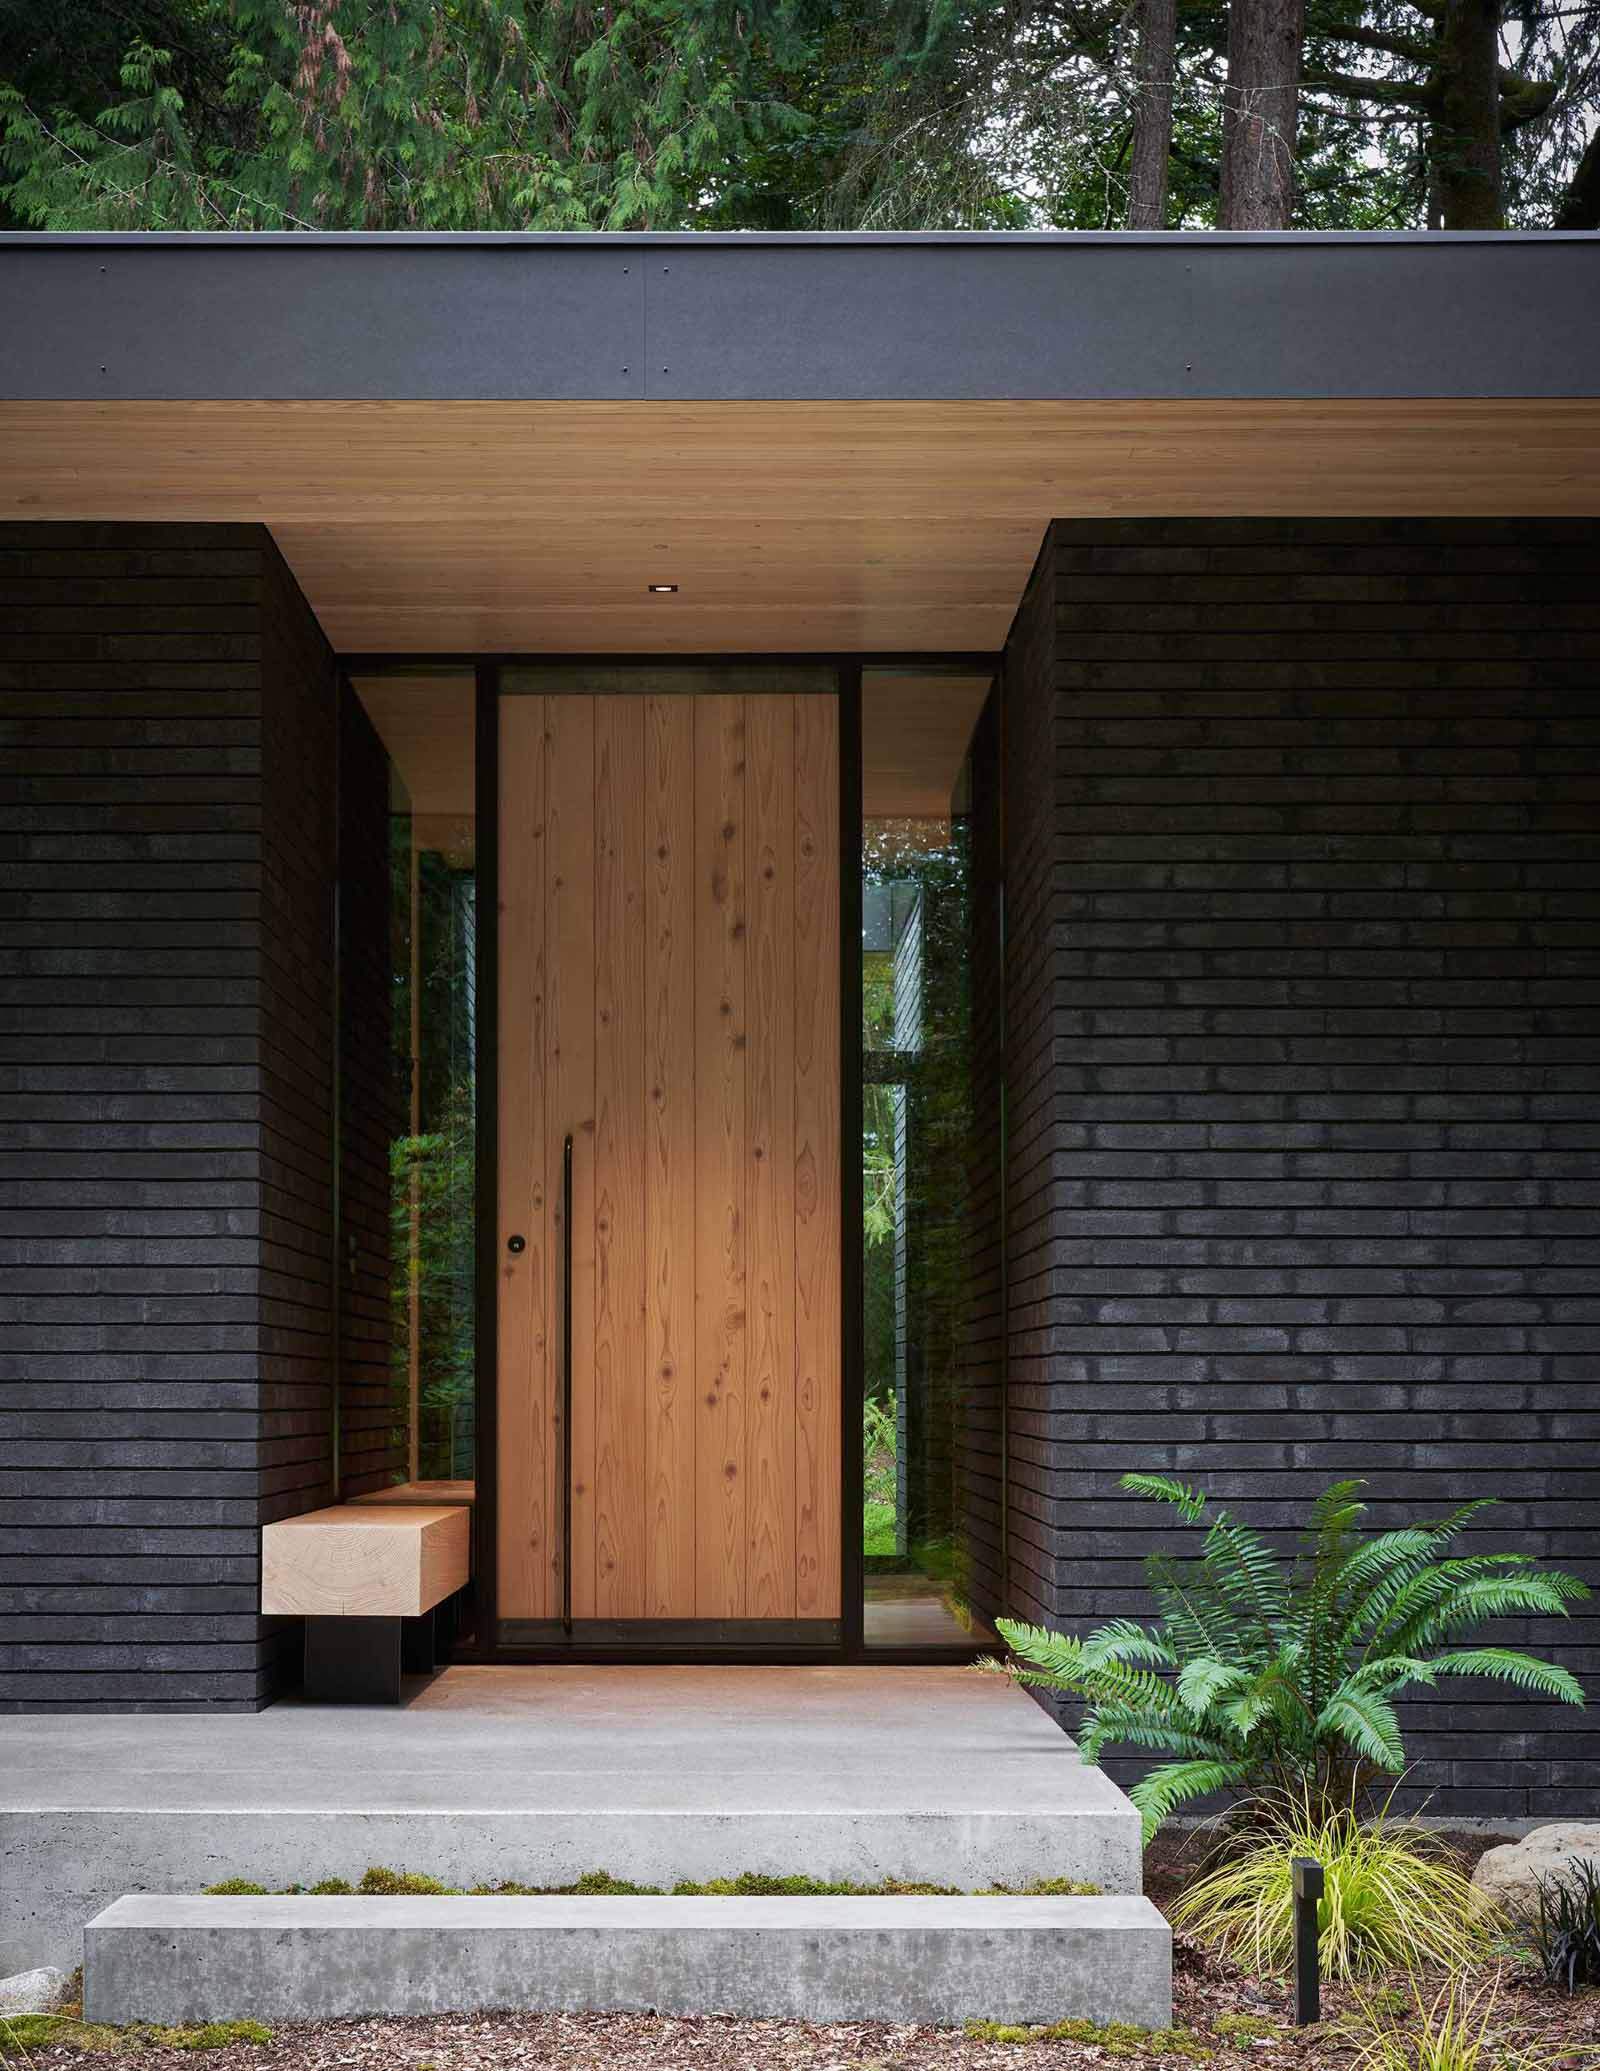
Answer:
[3,1806,1140,1975]
[4,1805,1139,1898]
[83,1894,1174,2030]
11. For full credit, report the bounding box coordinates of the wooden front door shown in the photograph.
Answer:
[496,687,841,1639]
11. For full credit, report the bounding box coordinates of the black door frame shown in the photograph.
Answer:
[346,649,998,1665]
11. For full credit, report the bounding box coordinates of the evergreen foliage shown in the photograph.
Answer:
[2,0,1592,231]
[0,0,817,229]
[389,1076,475,1479]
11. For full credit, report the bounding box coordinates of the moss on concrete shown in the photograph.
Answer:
[355,1868,456,1896]
[198,1864,1102,1899]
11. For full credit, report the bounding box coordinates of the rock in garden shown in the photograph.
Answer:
[0,1965,71,2015]
[1472,1826,1600,1913]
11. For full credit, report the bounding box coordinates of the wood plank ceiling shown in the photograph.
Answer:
[5,398,1598,654]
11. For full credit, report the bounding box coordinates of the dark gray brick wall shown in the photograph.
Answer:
[961,688,1006,1615]
[336,690,404,1497]
[0,522,390,1710]
[255,547,339,1697]
[978,516,1600,1818]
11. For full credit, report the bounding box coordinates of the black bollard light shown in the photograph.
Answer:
[1292,1858,1325,2025]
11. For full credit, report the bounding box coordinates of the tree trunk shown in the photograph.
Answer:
[1218,0,1306,227]
[1555,127,1600,229]
[1127,0,1177,228]
[1427,0,1503,227]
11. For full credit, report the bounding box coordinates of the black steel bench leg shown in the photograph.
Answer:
[304,1616,402,1703]
[400,1607,437,1676]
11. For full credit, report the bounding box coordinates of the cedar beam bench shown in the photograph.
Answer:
[261,1500,472,1703]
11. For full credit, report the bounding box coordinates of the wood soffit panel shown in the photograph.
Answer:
[3,399,1598,654]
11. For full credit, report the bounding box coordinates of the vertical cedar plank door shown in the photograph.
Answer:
[496,692,841,1628]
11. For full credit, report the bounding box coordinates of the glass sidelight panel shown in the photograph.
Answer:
[349,672,477,1493]
[860,668,995,1651]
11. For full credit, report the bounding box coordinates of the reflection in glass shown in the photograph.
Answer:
[391,814,476,1481]
[860,667,994,1650]
[353,675,477,1490]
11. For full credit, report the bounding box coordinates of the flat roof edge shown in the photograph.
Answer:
[3,233,1595,400]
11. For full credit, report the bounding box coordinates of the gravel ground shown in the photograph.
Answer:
[13,1828,1599,2070]
[13,1956,1600,2071]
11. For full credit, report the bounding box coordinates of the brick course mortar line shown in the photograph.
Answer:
[0,523,395,1711]
[966,516,1600,1821]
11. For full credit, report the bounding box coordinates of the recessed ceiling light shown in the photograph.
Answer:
[648,583,678,594]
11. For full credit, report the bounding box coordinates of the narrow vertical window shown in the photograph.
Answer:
[860,669,996,1652]
[349,672,478,1495]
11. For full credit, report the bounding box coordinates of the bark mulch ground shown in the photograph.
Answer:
[11,1828,1600,2070]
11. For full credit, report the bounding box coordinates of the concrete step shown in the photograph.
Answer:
[83,1892,1173,2029]
[2,1668,1145,1975]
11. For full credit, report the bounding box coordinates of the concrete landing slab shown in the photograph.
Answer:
[83,1892,1174,2029]
[1,1667,1143,1974]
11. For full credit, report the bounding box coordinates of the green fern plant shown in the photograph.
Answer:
[995,1476,1587,1839]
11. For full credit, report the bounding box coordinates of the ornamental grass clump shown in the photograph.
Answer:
[995,1474,1587,1837]
[1351,1976,1536,2071]
[1171,1797,1496,1983]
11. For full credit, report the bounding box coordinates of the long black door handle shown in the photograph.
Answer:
[561,1133,573,1638]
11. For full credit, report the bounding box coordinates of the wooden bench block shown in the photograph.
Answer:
[261,1505,470,1619]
